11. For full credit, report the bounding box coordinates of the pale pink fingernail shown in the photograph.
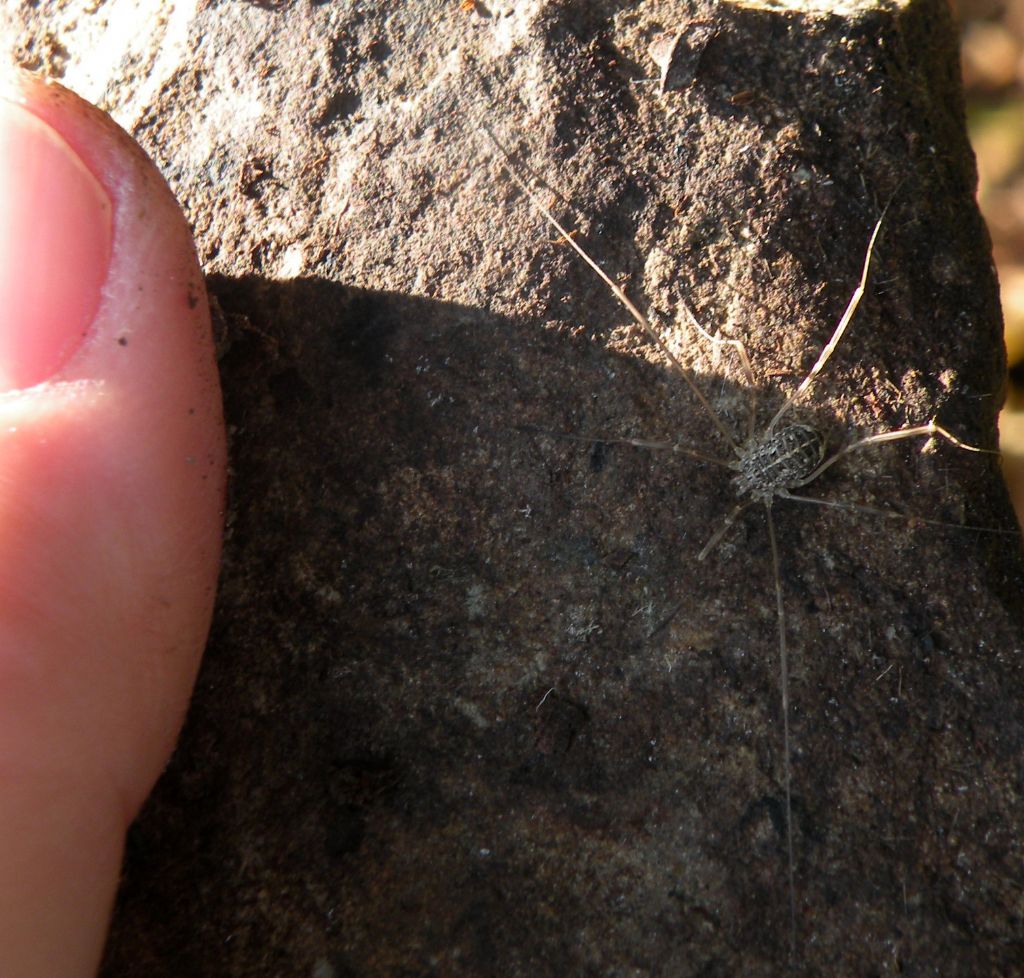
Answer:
[0,100,113,391]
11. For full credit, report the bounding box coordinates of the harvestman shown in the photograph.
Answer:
[483,125,1002,951]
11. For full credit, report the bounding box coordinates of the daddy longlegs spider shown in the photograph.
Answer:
[482,124,1005,955]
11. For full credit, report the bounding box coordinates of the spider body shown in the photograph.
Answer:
[734,423,826,500]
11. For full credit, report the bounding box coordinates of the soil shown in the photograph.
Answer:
[6,1,1024,975]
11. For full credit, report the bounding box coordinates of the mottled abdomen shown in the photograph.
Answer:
[734,424,825,499]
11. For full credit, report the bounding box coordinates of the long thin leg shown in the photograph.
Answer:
[800,420,994,486]
[678,300,758,444]
[779,489,1018,535]
[697,499,753,560]
[765,503,797,958]
[767,213,887,433]
[516,425,734,468]
[481,124,740,452]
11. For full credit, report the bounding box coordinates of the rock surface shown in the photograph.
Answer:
[6,0,1024,975]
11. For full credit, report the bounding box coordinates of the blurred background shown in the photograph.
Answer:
[958,0,1024,522]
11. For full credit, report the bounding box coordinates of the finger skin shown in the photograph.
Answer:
[0,74,226,977]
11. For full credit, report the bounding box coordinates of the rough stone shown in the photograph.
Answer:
[6,1,1024,975]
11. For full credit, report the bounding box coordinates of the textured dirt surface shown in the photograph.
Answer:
[5,1,1024,976]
